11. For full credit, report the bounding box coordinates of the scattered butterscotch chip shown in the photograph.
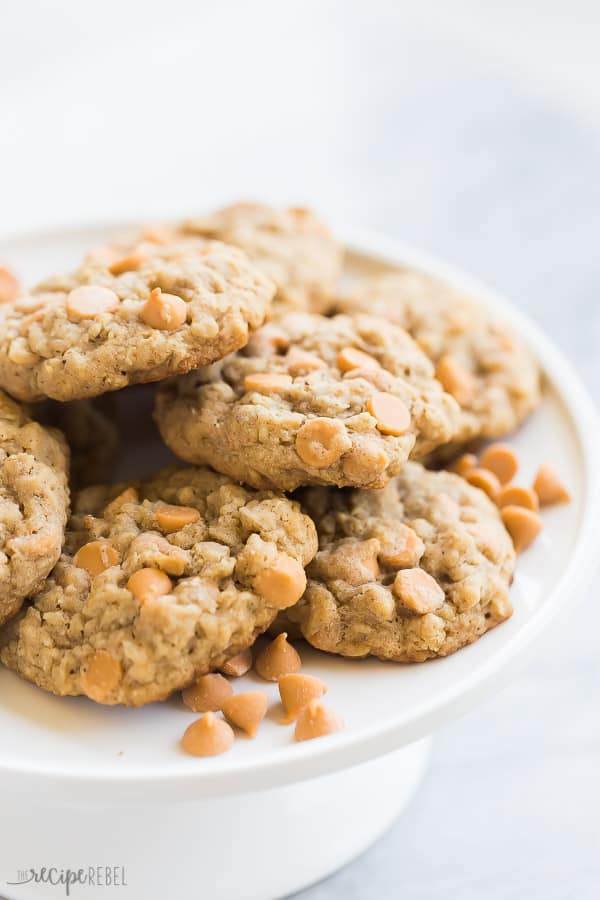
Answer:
[285,347,326,375]
[82,650,123,702]
[392,567,445,614]
[255,633,302,681]
[365,392,411,435]
[127,568,172,604]
[254,552,307,609]
[182,712,235,757]
[182,673,233,713]
[140,287,187,331]
[466,467,501,500]
[533,463,571,507]
[222,691,269,737]
[243,372,293,393]
[220,648,253,677]
[337,346,380,372]
[496,484,539,512]
[295,417,352,468]
[0,266,19,303]
[435,355,476,405]
[501,505,543,553]
[376,523,424,568]
[66,285,119,319]
[449,452,478,477]
[108,252,146,275]
[479,444,519,485]
[73,540,120,577]
[295,700,344,742]
[279,673,327,723]
[103,486,139,517]
[155,504,200,533]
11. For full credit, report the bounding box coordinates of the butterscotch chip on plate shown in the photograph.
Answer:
[0,390,70,626]
[0,466,317,706]
[181,201,342,313]
[154,313,460,491]
[0,240,275,402]
[276,462,516,663]
[335,270,540,449]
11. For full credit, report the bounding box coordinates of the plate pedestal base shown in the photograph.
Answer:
[1,738,432,900]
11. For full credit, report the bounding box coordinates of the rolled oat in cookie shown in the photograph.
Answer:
[0,466,317,706]
[334,270,540,448]
[0,239,275,402]
[154,312,460,492]
[275,462,515,662]
[0,389,69,626]
[181,202,342,313]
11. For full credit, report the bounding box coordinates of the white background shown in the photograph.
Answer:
[1,2,599,898]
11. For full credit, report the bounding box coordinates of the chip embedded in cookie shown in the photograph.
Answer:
[275,462,515,662]
[0,240,275,402]
[0,466,317,706]
[0,389,69,626]
[154,312,460,491]
[181,202,342,313]
[335,270,540,447]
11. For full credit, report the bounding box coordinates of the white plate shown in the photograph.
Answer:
[0,222,599,805]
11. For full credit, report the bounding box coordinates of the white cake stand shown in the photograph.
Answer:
[0,223,598,900]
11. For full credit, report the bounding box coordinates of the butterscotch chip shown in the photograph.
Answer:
[0,240,274,402]
[103,486,139,517]
[154,312,460,491]
[276,462,515,663]
[73,540,120,577]
[66,285,119,319]
[0,267,19,304]
[294,700,344,742]
[366,392,411,435]
[0,465,317,706]
[82,650,123,702]
[108,252,146,275]
[155,504,201,533]
[220,648,253,677]
[501,505,542,553]
[254,552,307,609]
[182,673,233,713]
[255,633,301,681]
[393,567,445,614]
[533,463,571,507]
[466,467,501,500]
[435,355,476,405]
[243,373,293,394]
[0,389,69,627]
[295,418,352,468]
[221,691,269,737]
[448,452,478,477]
[497,484,539,512]
[279,673,327,723]
[127,568,172,603]
[181,712,234,757]
[337,346,379,372]
[479,444,519,485]
[141,288,187,331]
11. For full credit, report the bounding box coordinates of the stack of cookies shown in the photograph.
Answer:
[0,202,562,714]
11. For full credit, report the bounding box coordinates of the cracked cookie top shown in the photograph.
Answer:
[154,312,460,492]
[0,239,275,402]
[0,465,317,706]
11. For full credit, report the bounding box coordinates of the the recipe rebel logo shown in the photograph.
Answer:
[6,866,127,896]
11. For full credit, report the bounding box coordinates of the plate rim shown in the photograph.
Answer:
[0,220,599,800]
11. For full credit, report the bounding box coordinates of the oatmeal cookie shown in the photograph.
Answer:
[335,270,540,446]
[154,313,460,492]
[181,202,342,313]
[0,390,69,626]
[277,462,515,661]
[0,240,275,402]
[0,466,317,706]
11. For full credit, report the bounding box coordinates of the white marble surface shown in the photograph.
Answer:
[1,3,599,898]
